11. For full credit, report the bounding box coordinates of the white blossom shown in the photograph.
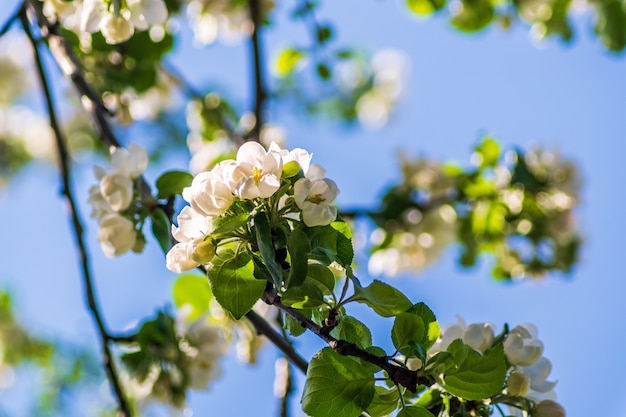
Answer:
[182,169,234,216]
[111,144,149,179]
[97,213,137,257]
[87,185,113,219]
[520,356,557,394]
[127,0,168,30]
[506,370,531,396]
[430,316,495,354]
[224,141,282,199]
[504,324,544,366]
[183,318,227,390]
[166,206,215,273]
[293,177,339,227]
[99,173,134,211]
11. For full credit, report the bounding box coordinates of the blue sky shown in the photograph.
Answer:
[1,1,625,416]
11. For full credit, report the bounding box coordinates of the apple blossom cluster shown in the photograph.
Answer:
[412,317,565,417]
[368,158,457,277]
[43,0,168,44]
[88,144,148,257]
[166,141,339,273]
[122,314,227,409]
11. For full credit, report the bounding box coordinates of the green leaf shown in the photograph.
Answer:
[442,341,507,400]
[317,63,332,79]
[155,170,193,199]
[331,221,354,267]
[253,211,284,288]
[407,0,446,15]
[275,48,306,77]
[307,263,336,294]
[366,386,400,417]
[406,303,440,350]
[286,228,310,288]
[450,0,494,32]
[474,137,500,168]
[415,388,442,408]
[397,406,436,417]
[284,309,310,337]
[172,274,212,320]
[316,24,333,44]
[391,313,426,357]
[302,348,375,417]
[151,209,172,253]
[207,249,265,319]
[281,281,326,308]
[212,213,250,235]
[351,280,412,317]
[331,316,372,350]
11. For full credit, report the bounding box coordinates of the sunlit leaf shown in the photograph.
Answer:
[207,249,265,319]
[172,274,212,320]
[351,280,412,317]
[302,348,375,417]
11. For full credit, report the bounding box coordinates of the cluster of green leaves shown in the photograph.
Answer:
[120,311,190,408]
[373,137,580,279]
[406,0,626,52]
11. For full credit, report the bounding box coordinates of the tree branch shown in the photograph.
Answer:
[261,288,432,393]
[24,0,116,130]
[20,6,132,417]
[248,0,267,142]
[245,310,308,373]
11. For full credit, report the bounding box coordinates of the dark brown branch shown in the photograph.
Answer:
[24,0,117,132]
[248,0,267,142]
[20,7,132,417]
[245,310,308,373]
[261,288,432,393]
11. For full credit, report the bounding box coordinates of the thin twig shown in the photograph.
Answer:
[20,6,132,417]
[24,0,116,123]
[248,0,267,142]
[0,4,21,38]
[160,61,246,147]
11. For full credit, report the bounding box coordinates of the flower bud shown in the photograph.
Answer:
[101,14,134,44]
[189,237,215,265]
[532,400,566,417]
[506,371,530,396]
[97,214,136,257]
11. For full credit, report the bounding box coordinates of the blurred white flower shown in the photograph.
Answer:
[97,213,137,257]
[99,173,134,211]
[183,318,227,390]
